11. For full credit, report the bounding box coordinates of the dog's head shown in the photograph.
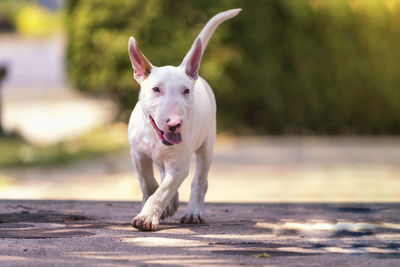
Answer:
[128,37,203,146]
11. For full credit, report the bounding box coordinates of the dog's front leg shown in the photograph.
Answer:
[130,150,159,206]
[156,163,179,220]
[131,162,189,231]
[181,136,214,224]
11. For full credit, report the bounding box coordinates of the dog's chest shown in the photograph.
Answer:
[130,122,180,163]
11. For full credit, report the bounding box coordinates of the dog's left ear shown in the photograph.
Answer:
[180,38,203,80]
[128,37,153,83]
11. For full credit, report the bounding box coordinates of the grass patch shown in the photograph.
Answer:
[0,123,129,168]
[0,174,14,189]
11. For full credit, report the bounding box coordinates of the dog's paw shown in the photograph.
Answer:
[180,209,205,224]
[161,192,179,220]
[131,213,159,231]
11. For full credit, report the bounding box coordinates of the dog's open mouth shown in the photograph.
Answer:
[149,115,182,146]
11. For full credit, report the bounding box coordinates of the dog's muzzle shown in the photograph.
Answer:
[149,115,182,146]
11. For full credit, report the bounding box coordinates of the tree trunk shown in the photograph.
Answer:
[0,65,7,136]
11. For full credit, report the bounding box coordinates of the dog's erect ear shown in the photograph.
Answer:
[128,37,152,83]
[181,38,203,80]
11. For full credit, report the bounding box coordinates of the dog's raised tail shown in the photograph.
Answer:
[196,8,241,54]
[181,8,241,71]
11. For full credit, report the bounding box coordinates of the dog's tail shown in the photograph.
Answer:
[196,8,242,54]
[181,8,241,67]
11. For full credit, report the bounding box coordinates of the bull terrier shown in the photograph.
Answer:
[128,8,241,231]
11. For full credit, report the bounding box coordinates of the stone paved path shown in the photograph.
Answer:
[0,200,399,266]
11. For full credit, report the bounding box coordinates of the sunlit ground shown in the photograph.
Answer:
[1,135,399,202]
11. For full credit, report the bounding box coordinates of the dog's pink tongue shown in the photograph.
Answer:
[164,132,182,144]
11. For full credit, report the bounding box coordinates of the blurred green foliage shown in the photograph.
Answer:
[66,0,400,134]
[0,0,28,32]
[0,0,62,36]
[0,124,128,168]
[16,3,62,36]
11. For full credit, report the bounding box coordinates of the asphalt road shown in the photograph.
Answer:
[0,200,399,266]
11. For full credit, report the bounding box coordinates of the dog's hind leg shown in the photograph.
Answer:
[181,135,214,224]
[130,150,159,207]
[157,163,179,220]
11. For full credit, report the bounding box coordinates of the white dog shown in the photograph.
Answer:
[128,9,241,231]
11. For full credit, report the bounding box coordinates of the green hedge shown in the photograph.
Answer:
[0,0,29,32]
[66,0,400,134]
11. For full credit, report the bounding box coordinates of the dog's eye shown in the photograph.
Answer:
[183,89,190,95]
[152,87,160,93]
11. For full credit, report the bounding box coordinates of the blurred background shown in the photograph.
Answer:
[0,0,399,202]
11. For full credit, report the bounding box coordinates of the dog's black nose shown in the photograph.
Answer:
[168,123,181,133]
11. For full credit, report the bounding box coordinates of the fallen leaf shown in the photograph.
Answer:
[252,252,271,258]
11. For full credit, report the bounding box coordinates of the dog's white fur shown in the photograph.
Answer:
[128,9,241,231]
